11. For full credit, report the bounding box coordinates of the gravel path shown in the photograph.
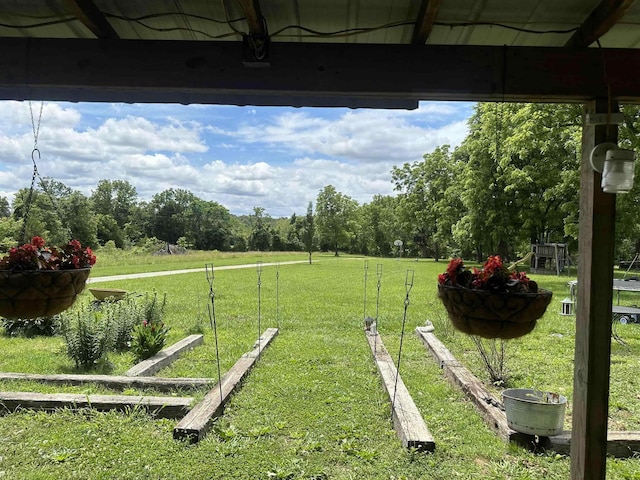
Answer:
[87,260,310,284]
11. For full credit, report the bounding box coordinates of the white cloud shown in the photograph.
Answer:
[230,103,471,165]
[0,101,473,218]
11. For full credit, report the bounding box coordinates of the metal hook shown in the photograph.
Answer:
[31,148,40,166]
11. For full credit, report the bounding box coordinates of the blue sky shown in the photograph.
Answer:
[0,100,475,218]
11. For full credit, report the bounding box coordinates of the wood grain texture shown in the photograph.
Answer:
[571,100,618,480]
[4,39,640,106]
[125,334,204,377]
[415,327,510,439]
[173,328,279,443]
[0,391,192,419]
[0,372,212,392]
[366,332,435,452]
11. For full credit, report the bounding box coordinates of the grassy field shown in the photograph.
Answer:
[1,252,639,479]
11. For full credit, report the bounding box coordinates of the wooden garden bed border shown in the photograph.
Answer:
[415,327,640,458]
[0,391,192,419]
[0,372,211,392]
[173,327,279,443]
[365,332,435,452]
[125,334,204,377]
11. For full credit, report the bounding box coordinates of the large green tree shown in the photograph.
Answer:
[146,189,195,244]
[455,103,582,260]
[248,207,272,251]
[392,145,461,260]
[185,199,232,250]
[301,201,315,263]
[315,185,358,256]
[359,195,399,257]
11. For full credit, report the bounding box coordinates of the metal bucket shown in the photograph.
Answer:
[502,388,567,436]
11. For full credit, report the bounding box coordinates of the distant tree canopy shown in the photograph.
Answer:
[5,103,640,260]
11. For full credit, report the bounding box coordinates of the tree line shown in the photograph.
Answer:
[2,103,640,261]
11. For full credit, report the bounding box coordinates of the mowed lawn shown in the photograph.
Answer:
[0,252,639,479]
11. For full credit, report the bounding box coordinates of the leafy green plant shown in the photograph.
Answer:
[1,316,58,337]
[102,296,144,351]
[59,306,114,369]
[131,292,169,360]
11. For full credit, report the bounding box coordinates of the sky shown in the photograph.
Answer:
[0,100,475,218]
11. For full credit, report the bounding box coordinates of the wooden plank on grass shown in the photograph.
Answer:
[0,372,212,392]
[173,328,279,443]
[0,391,192,419]
[415,327,511,439]
[366,332,435,452]
[415,327,640,457]
[125,334,204,377]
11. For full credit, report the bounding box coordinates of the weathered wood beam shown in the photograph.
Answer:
[4,39,640,106]
[0,372,212,392]
[570,99,618,480]
[64,0,120,39]
[366,332,435,452]
[565,0,636,48]
[125,334,204,377]
[412,0,441,44]
[416,328,640,458]
[174,328,278,443]
[415,328,511,439]
[0,391,192,419]
[235,0,267,37]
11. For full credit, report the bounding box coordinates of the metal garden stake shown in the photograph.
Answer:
[205,263,223,401]
[393,269,414,408]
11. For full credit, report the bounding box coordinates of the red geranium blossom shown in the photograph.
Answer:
[0,237,96,271]
[438,255,537,293]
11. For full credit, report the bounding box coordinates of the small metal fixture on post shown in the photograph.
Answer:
[590,142,636,194]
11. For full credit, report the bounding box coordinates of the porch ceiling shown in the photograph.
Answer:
[0,1,639,107]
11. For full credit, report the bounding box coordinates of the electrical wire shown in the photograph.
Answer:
[0,10,583,40]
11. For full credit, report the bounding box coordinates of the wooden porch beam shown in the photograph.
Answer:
[235,0,267,37]
[4,39,640,107]
[411,0,441,44]
[570,99,618,480]
[565,0,636,48]
[64,0,120,39]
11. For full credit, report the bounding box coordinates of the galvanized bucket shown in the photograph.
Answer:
[502,388,567,436]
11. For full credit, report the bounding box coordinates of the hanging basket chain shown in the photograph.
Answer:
[20,101,73,243]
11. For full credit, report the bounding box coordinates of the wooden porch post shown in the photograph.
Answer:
[571,99,618,479]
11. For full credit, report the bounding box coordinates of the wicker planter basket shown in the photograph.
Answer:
[437,284,553,339]
[0,268,91,319]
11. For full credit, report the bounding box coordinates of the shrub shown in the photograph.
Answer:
[131,292,169,361]
[59,306,114,369]
[102,296,144,351]
[1,316,58,337]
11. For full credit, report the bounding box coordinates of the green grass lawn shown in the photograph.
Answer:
[0,253,639,479]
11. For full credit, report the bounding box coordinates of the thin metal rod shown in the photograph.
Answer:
[363,260,369,321]
[374,263,383,354]
[257,261,263,358]
[205,263,223,401]
[276,262,280,329]
[392,270,414,408]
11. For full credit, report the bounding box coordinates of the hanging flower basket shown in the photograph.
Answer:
[0,237,96,319]
[437,256,553,339]
[0,268,91,319]
[437,284,553,339]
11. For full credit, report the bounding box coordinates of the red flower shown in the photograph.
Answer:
[0,237,96,271]
[439,255,535,293]
[31,236,46,248]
